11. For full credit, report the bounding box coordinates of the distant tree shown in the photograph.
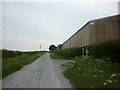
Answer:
[49,44,57,51]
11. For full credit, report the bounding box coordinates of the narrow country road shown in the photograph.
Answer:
[3,53,72,88]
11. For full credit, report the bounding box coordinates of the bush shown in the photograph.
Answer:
[49,44,57,51]
[54,47,83,59]
[88,40,120,62]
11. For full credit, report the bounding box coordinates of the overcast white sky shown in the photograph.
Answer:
[1,0,119,51]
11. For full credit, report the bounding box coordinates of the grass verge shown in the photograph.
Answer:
[62,57,120,88]
[50,53,69,60]
[2,52,45,78]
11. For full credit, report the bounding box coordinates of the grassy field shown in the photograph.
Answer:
[50,53,69,60]
[62,57,120,88]
[2,50,45,78]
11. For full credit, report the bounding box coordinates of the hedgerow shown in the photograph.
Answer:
[88,40,120,62]
[2,50,22,58]
[54,47,83,59]
[2,49,42,58]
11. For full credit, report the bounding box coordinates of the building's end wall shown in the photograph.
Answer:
[63,23,90,49]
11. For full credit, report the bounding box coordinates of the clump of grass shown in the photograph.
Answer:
[50,53,69,60]
[62,57,120,88]
[2,51,45,78]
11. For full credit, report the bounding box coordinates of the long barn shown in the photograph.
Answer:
[62,14,120,55]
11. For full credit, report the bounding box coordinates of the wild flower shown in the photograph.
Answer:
[94,75,97,77]
[100,70,103,73]
[67,65,70,67]
[97,59,99,62]
[106,79,112,83]
[110,74,117,78]
[96,59,99,62]
[94,75,99,78]
[104,82,107,85]
[107,58,110,60]
[108,80,112,83]
[99,59,103,62]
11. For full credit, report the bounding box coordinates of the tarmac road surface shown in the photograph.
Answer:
[3,53,72,88]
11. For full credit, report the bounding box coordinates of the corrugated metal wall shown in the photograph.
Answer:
[63,15,120,49]
[89,15,120,44]
[63,23,90,49]
[76,24,89,47]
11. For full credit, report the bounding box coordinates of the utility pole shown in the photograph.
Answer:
[40,44,41,51]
